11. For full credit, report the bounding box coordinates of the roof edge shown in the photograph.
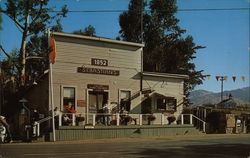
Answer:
[141,71,189,79]
[52,32,144,48]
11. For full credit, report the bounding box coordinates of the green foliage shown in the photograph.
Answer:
[73,25,96,36]
[118,0,205,105]
[1,0,68,87]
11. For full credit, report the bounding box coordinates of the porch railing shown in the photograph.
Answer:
[180,114,206,133]
[33,113,206,137]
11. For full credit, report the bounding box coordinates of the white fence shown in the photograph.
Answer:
[33,113,206,137]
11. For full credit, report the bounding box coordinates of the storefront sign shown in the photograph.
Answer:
[87,84,109,90]
[91,58,108,66]
[77,100,86,107]
[77,67,120,76]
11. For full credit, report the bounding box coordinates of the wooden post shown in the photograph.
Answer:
[116,113,120,126]
[190,114,193,125]
[181,114,184,125]
[139,114,142,126]
[203,122,206,133]
[37,123,40,137]
[59,113,62,126]
[93,114,96,126]
[72,113,76,126]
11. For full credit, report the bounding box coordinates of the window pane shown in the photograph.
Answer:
[63,87,75,110]
[64,87,75,98]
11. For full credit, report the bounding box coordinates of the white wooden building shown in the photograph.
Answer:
[25,32,188,124]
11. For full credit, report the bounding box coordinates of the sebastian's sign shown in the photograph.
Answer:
[77,67,119,76]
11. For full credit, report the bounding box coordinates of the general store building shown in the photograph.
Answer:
[25,32,188,124]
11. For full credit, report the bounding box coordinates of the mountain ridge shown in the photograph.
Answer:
[189,87,250,106]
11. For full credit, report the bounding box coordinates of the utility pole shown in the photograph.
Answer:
[216,76,227,102]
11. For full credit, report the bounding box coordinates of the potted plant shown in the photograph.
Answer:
[147,115,156,125]
[167,116,176,125]
[123,115,132,125]
[76,116,85,126]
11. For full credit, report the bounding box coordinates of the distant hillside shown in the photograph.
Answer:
[189,87,250,106]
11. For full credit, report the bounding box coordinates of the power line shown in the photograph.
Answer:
[48,8,250,13]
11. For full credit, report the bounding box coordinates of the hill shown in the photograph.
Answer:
[189,87,250,107]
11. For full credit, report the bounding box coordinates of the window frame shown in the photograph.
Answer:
[119,89,132,112]
[61,85,77,111]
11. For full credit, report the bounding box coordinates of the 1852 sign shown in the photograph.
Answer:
[91,58,108,66]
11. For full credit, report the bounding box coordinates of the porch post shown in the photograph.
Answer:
[72,113,76,126]
[59,113,62,126]
[93,114,96,126]
[181,114,184,125]
[203,122,206,133]
[190,114,193,125]
[139,114,142,126]
[116,113,120,126]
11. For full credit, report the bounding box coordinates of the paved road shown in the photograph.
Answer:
[0,134,250,158]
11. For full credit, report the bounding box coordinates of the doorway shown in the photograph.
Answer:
[141,97,152,114]
[88,91,108,114]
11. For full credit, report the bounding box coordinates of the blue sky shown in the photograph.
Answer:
[0,0,249,93]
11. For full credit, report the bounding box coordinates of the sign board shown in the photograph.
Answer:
[77,100,86,107]
[91,58,108,66]
[77,67,120,76]
[87,84,109,91]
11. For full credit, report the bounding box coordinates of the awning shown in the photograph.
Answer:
[149,92,176,99]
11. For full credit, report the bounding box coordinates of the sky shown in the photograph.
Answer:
[0,0,249,93]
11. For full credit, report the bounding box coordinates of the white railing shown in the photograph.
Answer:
[56,113,177,127]
[33,113,206,137]
[33,116,52,137]
[180,114,206,133]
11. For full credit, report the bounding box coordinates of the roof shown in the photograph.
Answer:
[52,32,144,48]
[141,71,189,80]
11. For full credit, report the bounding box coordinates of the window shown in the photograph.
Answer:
[63,87,76,110]
[156,98,177,111]
[157,98,166,110]
[120,90,131,112]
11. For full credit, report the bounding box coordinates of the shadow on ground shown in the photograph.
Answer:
[126,144,250,158]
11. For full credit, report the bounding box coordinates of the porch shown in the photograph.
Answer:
[33,113,206,141]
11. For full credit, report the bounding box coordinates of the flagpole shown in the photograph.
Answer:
[48,29,56,142]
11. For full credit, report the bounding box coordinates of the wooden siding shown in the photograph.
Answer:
[47,125,202,141]
[52,35,142,113]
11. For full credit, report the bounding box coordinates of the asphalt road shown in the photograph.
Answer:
[0,134,250,158]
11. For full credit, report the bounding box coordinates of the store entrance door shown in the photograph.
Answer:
[88,91,108,114]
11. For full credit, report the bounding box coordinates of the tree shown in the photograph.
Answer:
[0,12,2,30]
[73,25,96,37]
[0,0,67,116]
[1,0,68,87]
[118,0,205,105]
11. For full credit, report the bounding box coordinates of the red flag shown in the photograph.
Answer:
[242,76,245,81]
[216,76,219,81]
[232,76,236,82]
[49,36,56,64]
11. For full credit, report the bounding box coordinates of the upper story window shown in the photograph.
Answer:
[63,87,76,111]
